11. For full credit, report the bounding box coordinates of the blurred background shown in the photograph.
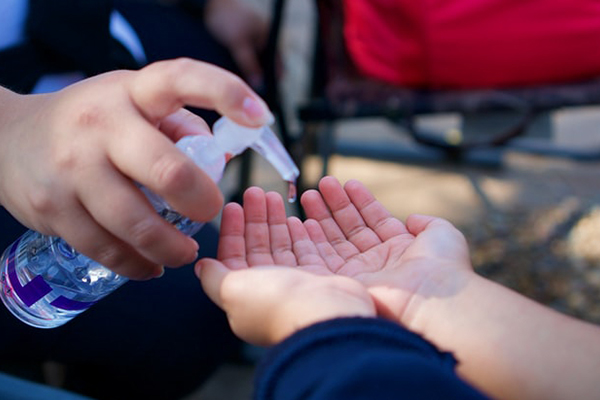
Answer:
[2,0,600,398]
[190,0,600,398]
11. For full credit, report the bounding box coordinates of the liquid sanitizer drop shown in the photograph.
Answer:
[0,117,299,328]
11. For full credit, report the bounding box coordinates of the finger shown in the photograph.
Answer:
[77,164,199,269]
[266,191,296,266]
[405,214,471,261]
[53,202,163,280]
[318,176,382,252]
[158,108,212,142]
[301,188,360,260]
[196,258,230,308]
[107,115,224,224]
[406,214,465,240]
[404,214,440,236]
[304,219,345,272]
[242,187,276,266]
[287,216,327,267]
[406,214,468,246]
[343,179,409,241]
[129,58,273,127]
[217,202,248,270]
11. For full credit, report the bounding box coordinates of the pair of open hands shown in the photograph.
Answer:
[197,176,475,346]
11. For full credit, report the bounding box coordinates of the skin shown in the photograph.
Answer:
[0,57,273,280]
[198,176,600,400]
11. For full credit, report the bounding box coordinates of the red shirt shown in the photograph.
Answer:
[343,0,600,88]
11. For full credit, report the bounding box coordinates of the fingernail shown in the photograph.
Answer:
[188,239,199,263]
[243,96,274,125]
[193,260,204,278]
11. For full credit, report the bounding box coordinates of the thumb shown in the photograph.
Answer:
[129,58,273,127]
[406,214,463,239]
[405,214,442,236]
[196,258,230,308]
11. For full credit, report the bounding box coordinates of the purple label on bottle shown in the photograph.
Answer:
[7,239,96,311]
[50,296,96,311]
[7,239,52,307]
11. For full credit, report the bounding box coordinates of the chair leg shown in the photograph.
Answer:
[318,122,335,177]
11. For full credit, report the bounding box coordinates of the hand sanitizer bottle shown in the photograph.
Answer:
[0,117,299,328]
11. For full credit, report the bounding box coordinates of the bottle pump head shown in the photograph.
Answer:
[213,117,300,201]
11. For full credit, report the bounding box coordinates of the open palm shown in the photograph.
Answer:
[216,176,473,325]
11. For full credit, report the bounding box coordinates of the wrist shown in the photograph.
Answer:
[272,308,377,346]
[400,267,477,339]
[270,284,377,345]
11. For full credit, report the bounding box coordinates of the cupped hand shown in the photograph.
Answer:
[196,185,376,345]
[198,259,376,346]
[198,176,474,336]
[299,177,475,327]
[0,58,272,280]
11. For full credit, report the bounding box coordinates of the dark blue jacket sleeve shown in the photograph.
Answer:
[254,317,490,400]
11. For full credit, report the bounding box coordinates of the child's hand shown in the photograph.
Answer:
[196,185,376,345]
[198,259,376,346]
[197,176,475,344]
[300,177,475,328]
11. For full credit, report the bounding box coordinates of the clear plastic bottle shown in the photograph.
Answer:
[0,117,299,328]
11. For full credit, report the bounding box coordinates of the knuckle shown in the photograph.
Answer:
[223,71,245,89]
[127,217,163,250]
[157,58,196,86]
[222,76,248,105]
[72,103,109,130]
[50,106,106,171]
[170,57,196,72]
[89,241,156,280]
[150,154,196,194]
[28,186,61,216]
[51,145,80,172]
[92,243,127,271]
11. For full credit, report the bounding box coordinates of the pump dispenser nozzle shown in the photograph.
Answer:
[0,116,300,330]
[212,117,300,202]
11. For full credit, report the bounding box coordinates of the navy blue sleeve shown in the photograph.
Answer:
[254,317,490,400]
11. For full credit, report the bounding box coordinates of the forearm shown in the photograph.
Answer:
[411,274,600,399]
[0,86,26,206]
[0,86,21,117]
